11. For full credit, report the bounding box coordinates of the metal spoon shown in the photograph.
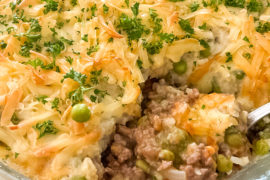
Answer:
[248,102,270,130]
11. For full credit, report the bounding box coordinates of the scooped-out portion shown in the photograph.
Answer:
[102,80,255,180]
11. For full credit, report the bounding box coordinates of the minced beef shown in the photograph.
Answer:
[103,80,217,180]
[180,143,217,180]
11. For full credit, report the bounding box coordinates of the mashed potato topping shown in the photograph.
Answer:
[0,0,270,179]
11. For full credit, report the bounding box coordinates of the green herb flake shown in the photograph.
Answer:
[91,4,97,17]
[198,23,207,30]
[247,0,263,12]
[225,52,233,63]
[14,152,19,159]
[256,22,270,34]
[125,0,129,7]
[118,14,148,41]
[71,0,77,6]
[190,2,200,12]
[82,34,88,42]
[243,36,250,43]
[65,56,73,65]
[42,0,58,14]
[103,4,109,14]
[159,33,178,44]
[143,40,163,55]
[224,0,245,8]
[11,113,20,125]
[149,8,163,33]
[36,95,48,104]
[179,19,194,34]
[201,104,206,109]
[243,52,251,59]
[33,120,58,138]
[90,95,97,102]
[131,2,140,16]
[51,97,60,110]
[0,41,7,49]
[62,68,87,85]
[87,45,99,56]
[136,59,143,69]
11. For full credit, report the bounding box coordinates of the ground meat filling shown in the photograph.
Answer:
[102,80,217,180]
[180,143,217,180]
[103,126,146,180]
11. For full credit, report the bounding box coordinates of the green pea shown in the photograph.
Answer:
[225,133,244,148]
[136,160,151,174]
[259,128,270,139]
[253,139,270,155]
[217,154,233,173]
[71,104,91,123]
[158,149,175,161]
[71,176,86,180]
[173,61,187,75]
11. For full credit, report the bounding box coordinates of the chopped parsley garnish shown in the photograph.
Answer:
[82,34,88,42]
[90,69,102,85]
[92,89,108,103]
[69,86,92,105]
[179,19,194,35]
[0,41,7,49]
[201,104,206,109]
[131,2,140,16]
[65,56,73,65]
[87,45,99,55]
[198,23,207,30]
[9,2,16,11]
[247,0,263,12]
[243,36,250,43]
[42,0,58,14]
[62,68,87,85]
[36,95,48,104]
[103,4,109,14]
[23,58,54,70]
[108,37,114,43]
[125,0,129,7]
[225,52,233,62]
[11,113,20,125]
[29,19,42,33]
[243,52,251,59]
[50,27,58,37]
[51,97,60,110]
[224,0,245,8]
[256,22,270,34]
[71,0,77,6]
[118,14,148,42]
[234,70,246,80]
[19,41,33,57]
[190,2,200,12]
[143,40,163,55]
[44,40,65,58]
[60,37,73,45]
[56,21,64,29]
[91,4,97,17]
[33,120,58,138]
[136,59,143,69]
[14,152,19,159]
[149,8,162,33]
[159,33,178,44]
